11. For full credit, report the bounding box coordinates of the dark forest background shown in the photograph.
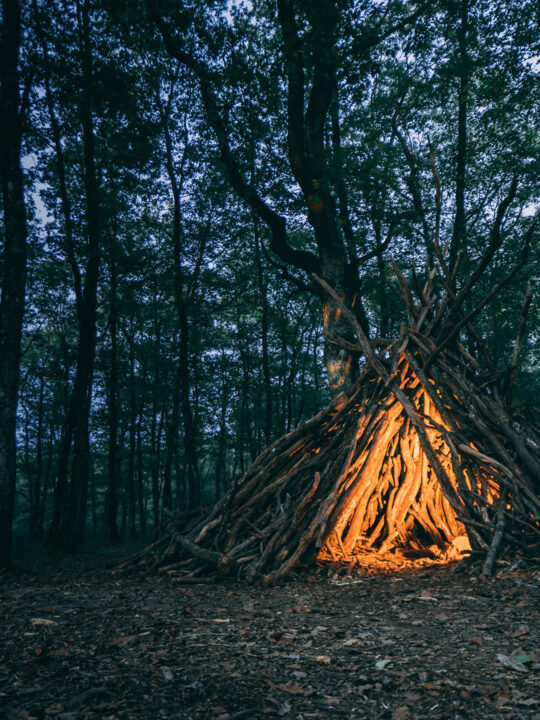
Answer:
[0,0,538,563]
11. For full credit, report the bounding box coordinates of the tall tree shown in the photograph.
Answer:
[145,0,427,394]
[0,0,28,566]
[48,0,101,550]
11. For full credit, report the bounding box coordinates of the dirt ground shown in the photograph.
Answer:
[1,549,539,720]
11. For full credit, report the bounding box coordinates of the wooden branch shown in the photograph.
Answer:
[324,332,394,353]
[483,491,508,577]
[350,0,431,57]
[147,1,321,277]
[445,175,519,326]
[174,535,238,576]
[431,233,532,363]
[276,0,311,193]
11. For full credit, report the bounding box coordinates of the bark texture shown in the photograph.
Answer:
[0,0,28,567]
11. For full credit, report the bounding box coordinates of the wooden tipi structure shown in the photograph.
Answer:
[121,268,540,582]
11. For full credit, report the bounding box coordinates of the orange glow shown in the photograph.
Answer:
[315,354,496,571]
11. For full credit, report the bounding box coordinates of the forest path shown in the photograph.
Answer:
[1,550,539,720]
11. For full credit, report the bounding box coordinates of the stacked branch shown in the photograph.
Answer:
[118,266,539,583]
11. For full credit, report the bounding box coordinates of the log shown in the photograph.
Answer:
[175,535,238,577]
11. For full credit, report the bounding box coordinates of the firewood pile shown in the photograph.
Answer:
[116,268,539,583]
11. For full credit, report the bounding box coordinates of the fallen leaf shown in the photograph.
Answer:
[315,655,331,664]
[496,653,529,673]
[513,654,532,664]
[30,618,58,628]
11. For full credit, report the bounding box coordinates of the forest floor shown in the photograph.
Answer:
[1,546,539,720]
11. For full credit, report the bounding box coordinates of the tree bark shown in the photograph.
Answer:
[105,233,120,543]
[214,379,229,500]
[158,91,201,511]
[136,405,146,535]
[29,376,45,537]
[254,220,272,443]
[0,0,28,567]
[48,0,100,550]
[162,360,180,514]
[449,0,469,275]
[126,328,137,538]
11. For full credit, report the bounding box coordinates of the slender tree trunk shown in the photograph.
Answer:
[174,448,182,510]
[254,219,272,444]
[105,235,120,543]
[154,400,166,523]
[126,337,137,538]
[375,220,390,338]
[0,0,28,567]
[449,0,468,275]
[33,376,44,536]
[239,339,257,463]
[24,408,33,528]
[162,359,180,514]
[136,407,146,535]
[158,98,201,511]
[38,420,55,537]
[89,456,97,534]
[214,380,229,500]
[49,0,100,551]
[178,303,201,509]
[27,383,44,538]
[150,388,160,532]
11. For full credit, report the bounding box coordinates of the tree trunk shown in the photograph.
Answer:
[158,94,201,511]
[33,376,45,536]
[162,359,180,514]
[136,407,146,535]
[126,334,137,538]
[449,0,469,275]
[150,385,160,532]
[48,0,100,551]
[0,0,28,567]
[254,219,272,443]
[38,421,55,537]
[178,303,200,509]
[105,234,120,543]
[214,378,229,500]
